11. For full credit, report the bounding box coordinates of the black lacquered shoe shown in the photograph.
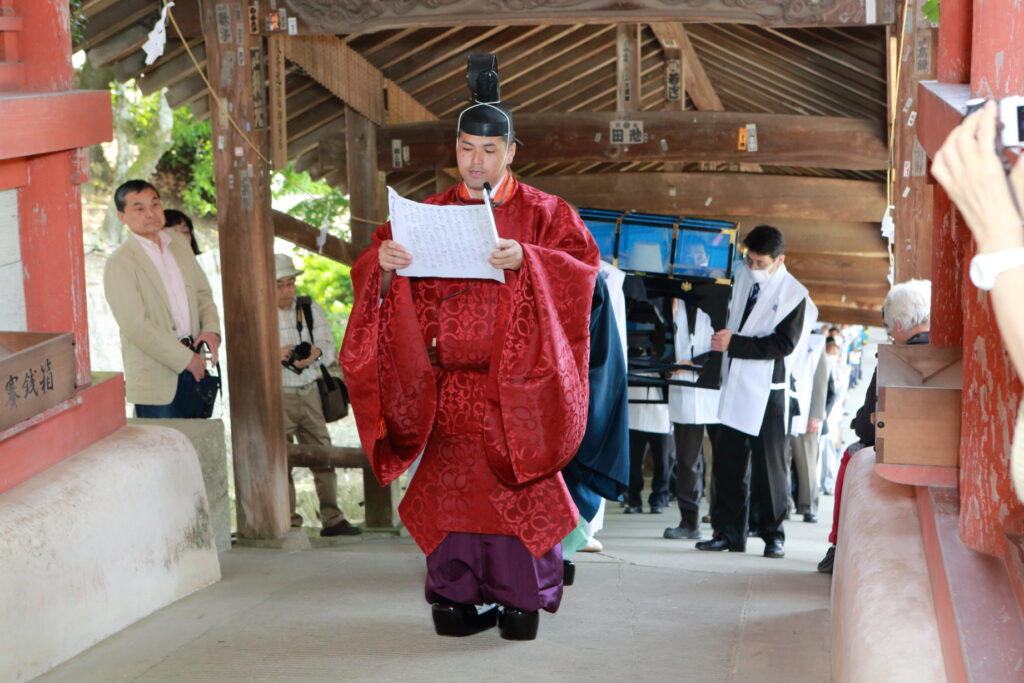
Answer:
[431,602,498,637]
[763,539,785,559]
[498,606,540,641]
[695,536,745,552]
[562,559,575,586]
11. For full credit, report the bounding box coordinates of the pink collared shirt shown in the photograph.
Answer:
[131,231,193,339]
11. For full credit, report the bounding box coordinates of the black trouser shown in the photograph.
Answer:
[712,392,788,548]
[672,423,719,526]
[628,429,673,508]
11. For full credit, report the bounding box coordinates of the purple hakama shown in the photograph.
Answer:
[424,532,564,613]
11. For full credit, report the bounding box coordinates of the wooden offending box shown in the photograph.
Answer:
[875,344,962,468]
[0,332,77,433]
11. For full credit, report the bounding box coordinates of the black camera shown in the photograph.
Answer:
[282,341,312,374]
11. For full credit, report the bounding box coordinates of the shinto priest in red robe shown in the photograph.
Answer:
[340,54,598,640]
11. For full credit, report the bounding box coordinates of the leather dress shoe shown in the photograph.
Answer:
[498,606,540,641]
[431,602,498,637]
[624,505,643,514]
[701,514,712,524]
[649,505,664,514]
[763,539,785,559]
[320,519,363,537]
[695,536,744,552]
[562,559,575,586]
[803,513,818,523]
[663,525,701,540]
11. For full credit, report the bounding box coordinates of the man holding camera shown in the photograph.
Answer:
[104,179,221,418]
[276,254,361,537]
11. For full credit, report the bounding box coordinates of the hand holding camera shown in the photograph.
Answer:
[281,341,319,374]
[932,99,1024,255]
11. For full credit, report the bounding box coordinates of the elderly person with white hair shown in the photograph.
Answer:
[817,279,931,574]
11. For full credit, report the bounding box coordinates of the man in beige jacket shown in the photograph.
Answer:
[104,180,221,417]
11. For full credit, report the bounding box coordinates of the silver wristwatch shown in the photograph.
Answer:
[969,247,1024,290]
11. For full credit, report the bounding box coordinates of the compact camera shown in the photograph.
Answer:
[999,96,1024,148]
[965,96,1024,148]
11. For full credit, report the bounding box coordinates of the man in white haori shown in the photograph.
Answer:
[696,225,811,559]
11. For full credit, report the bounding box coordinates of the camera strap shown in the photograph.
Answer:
[297,297,328,371]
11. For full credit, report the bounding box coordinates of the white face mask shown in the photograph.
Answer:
[749,267,771,284]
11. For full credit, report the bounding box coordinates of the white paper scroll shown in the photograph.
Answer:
[387,187,504,283]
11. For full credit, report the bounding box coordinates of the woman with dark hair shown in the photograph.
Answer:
[164,209,201,255]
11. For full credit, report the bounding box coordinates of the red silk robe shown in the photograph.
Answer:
[341,181,599,558]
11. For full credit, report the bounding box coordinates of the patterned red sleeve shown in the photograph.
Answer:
[340,222,436,485]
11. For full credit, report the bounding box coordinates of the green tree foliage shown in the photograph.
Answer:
[69,0,87,44]
[159,107,217,217]
[922,0,940,23]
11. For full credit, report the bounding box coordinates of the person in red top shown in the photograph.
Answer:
[340,55,598,641]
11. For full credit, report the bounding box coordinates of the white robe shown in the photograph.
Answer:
[669,303,721,425]
[718,261,810,436]
[789,330,826,436]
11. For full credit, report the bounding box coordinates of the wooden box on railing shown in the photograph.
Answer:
[0,331,76,433]
[875,344,962,467]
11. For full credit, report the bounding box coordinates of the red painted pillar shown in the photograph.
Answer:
[928,186,965,347]
[954,0,1024,555]
[936,0,971,83]
[13,0,91,386]
[969,0,1024,98]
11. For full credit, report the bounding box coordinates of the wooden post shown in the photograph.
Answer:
[201,0,290,541]
[345,105,386,251]
[343,103,397,526]
[891,0,936,283]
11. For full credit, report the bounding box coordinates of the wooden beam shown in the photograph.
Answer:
[273,210,362,266]
[276,0,895,34]
[287,443,367,469]
[0,91,112,160]
[530,172,886,222]
[282,35,435,126]
[286,444,400,530]
[649,22,763,173]
[816,305,886,326]
[725,216,889,256]
[649,23,723,111]
[378,111,887,171]
[201,0,290,542]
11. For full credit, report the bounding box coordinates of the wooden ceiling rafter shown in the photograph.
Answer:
[434,26,617,115]
[377,26,466,72]
[498,25,611,88]
[695,53,834,117]
[720,25,886,110]
[400,25,551,98]
[695,28,882,116]
[689,33,842,116]
[394,26,508,86]
[78,0,156,52]
[762,26,887,84]
[786,27,888,74]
